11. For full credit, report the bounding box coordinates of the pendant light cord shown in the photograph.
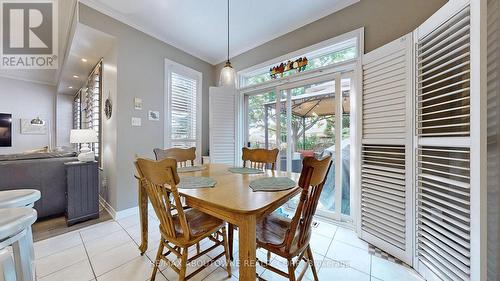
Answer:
[227,0,230,62]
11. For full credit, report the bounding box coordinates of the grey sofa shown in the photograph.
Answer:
[0,152,78,219]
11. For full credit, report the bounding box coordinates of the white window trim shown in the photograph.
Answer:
[236,28,364,225]
[237,28,364,91]
[164,59,203,164]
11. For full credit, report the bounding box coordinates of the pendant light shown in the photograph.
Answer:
[219,0,236,87]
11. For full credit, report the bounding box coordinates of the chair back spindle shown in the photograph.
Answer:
[153,147,196,167]
[242,147,279,170]
[286,156,332,251]
[135,158,192,242]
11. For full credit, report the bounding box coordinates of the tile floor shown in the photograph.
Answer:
[33,214,424,281]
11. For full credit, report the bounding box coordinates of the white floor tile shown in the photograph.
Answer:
[311,219,338,239]
[115,214,141,229]
[34,231,82,260]
[89,241,142,277]
[161,254,215,281]
[96,255,166,281]
[80,221,123,243]
[35,244,88,278]
[371,256,423,281]
[84,229,133,257]
[204,266,237,281]
[332,227,369,250]
[318,259,370,281]
[309,232,333,255]
[38,259,94,281]
[32,220,428,281]
[325,240,371,274]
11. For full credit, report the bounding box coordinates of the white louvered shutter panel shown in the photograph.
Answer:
[486,0,499,279]
[360,34,413,265]
[414,1,483,280]
[169,72,198,148]
[209,87,236,165]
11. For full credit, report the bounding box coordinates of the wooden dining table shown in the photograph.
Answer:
[136,163,301,280]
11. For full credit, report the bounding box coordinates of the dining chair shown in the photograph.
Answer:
[256,155,332,281]
[153,147,196,167]
[135,158,231,281]
[228,147,280,260]
[242,147,279,170]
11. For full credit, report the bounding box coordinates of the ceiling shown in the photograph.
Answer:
[0,0,77,85]
[57,23,114,95]
[81,0,359,64]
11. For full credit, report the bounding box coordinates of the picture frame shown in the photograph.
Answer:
[148,110,160,121]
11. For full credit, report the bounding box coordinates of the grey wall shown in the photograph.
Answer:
[0,77,56,154]
[78,3,216,211]
[55,94,74,146]
[101,41,118,209]
[216,0,447,72]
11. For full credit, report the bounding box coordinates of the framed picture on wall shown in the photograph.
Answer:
[148,110,160,121]
[0,113,12,147]
[20,119,47,135]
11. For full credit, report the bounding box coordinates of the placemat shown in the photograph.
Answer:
[177,166,206,173]
[178,176,216,189]
[228,167,264,174]
[249,177,296,192]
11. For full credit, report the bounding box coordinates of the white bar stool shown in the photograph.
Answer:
[0,189,41,278]
[0,248,16,281]
[0,208,37,281]
[0,190,41,209]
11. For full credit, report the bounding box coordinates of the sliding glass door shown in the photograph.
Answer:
[244,73,354,222]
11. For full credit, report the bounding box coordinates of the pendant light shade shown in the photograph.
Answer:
[219,0,236,87]
[219,60,236,87]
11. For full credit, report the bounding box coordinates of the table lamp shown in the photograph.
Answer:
[70,129,98,162]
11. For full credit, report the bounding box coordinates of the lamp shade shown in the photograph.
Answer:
[219,61,236,87]
[70,129,98,144]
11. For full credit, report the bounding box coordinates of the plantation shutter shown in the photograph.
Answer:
[169,72,198,148]
[209,87,236,165]
[414,1,483,280]
[360,34,413,264]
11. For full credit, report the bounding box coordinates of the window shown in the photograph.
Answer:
[165,60,202,158]
[72,60,102,166]
[240,37,357,88]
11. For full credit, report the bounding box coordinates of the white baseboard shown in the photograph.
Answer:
[99,196,153,220]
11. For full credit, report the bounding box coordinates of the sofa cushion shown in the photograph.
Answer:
[0,151,77,162]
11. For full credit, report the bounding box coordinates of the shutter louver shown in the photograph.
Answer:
[360,34,412,264]
[361,145,406,250]
[209,87,236,165]
[417,7,471,137]
[417,147,471,281]
[170,72,198,147]
[415,5,473,281]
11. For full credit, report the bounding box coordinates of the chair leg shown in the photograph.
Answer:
[221,227,232,276]
[12,231,33,281]
[287,258,296,281]
[306,246,319,281]
[228,223,234,261]
[196,242,200,254]
[179,247,188,281]
[0,249,16,281]
[150,240,164,281]
[267,251,271,264]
